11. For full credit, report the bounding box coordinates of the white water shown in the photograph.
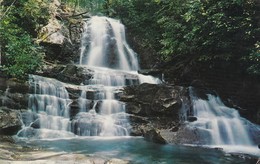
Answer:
[189,89,260,156]
[79,16,139,71]
[18,16,160,139]
[75,16,160,136]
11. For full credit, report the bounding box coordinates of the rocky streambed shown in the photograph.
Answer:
[0,137,129,164]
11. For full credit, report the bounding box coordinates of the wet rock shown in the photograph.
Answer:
[122,83,187,117]
[138,69,163,80]
[0,78,29,109]
[94,101,102,114]
[170,126,206,145]
[31,119,40,129]
[21,111,39,127]
[2,92,29,109]
[128,115,149,136]
[125,103,142,115]
[170,126,179,132]
[39,64,94,85]
[142,127,167,144]
[121,83,192,144]
[187,116,197,122]
[38,64,65,78]
[0,107,22,135]
[57,64,94,85]
[6,78,29,94]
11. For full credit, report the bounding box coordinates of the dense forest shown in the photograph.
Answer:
[0,0,259,79]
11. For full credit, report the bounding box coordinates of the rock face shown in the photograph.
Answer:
[0,78,27,135]
[0,107,22,135]
[121,83,191,144]
[122,83,186,117]
[0,78,29,109]
[39,64,94,85]
[37,0,85,64]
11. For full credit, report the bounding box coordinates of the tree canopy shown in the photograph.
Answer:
[106,0,260,75]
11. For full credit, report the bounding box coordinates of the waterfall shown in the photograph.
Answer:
[18,16,160,139]
[18,75,75,139]
[79,16,139,71]
[188,88,259,155]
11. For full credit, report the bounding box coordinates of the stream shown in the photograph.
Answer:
[16,137,258,164]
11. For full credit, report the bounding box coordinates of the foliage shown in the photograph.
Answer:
[157,0,189,61]
[3,34,43,79]
[106,0,259,75]
[0,1,46,79]
[106,0,162,58]
[244,41,260,75]
[17,0,50,36]
[158,0,258,61]
[62,0,106,13]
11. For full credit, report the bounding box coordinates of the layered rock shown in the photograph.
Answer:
[0,78,29,109]
[120,83,192,144]
[38,64,94,85]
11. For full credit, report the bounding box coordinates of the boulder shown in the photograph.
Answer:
[57,64,92,84]
[120,83,192,144]
[141,126,167,144]
[187,116,197,122]
[38,17,64,45]
[36,0,84,64]
[122,83,186,117]
[0,107,22,135]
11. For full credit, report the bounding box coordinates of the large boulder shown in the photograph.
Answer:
[0,107,23,135]
[121,83,190,143]
[141,126,167,144]
[121,83,187,117]
[36,0,85,64]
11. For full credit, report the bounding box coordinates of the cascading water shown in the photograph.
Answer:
[79,16,139,71]
[18,16,160,139]
[18,75,75,139]
[188,88,260,156]
[74,16,160,137]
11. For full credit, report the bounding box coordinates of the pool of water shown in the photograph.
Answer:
[17,137,258,164]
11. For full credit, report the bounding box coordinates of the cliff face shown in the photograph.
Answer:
[36,0,86,64]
